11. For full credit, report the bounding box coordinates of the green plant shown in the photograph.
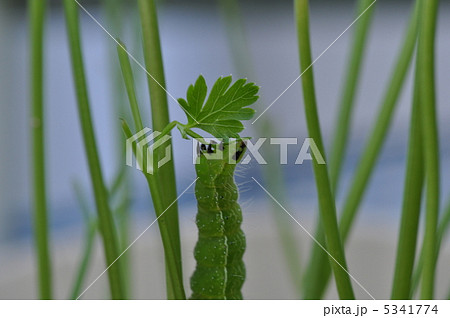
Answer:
[295,0,355,300]
[118,45,186,300]
[29,0,52,300]
[391,48,424,300]
[63,0,125,299]
[304,0,420,298]
[25,0,449,301]
[303,0,376,299]
[137,0,183,299]
[417,0,440,300]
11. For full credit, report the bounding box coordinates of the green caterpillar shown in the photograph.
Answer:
[190,140,247,300]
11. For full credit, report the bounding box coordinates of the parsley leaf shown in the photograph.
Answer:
[177,75,259,139]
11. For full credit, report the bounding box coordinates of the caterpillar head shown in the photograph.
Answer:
[222,140,247,165]
[196,141,225,181]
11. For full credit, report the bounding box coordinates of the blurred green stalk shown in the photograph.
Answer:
[102,0,133,298]
[69,183,97,300]
[117,39,186,299]
[417,0,440,300]
[121,118,186,300]
[295,0,355,299]
[63,0,125,299]
[391,53,424,300]
[29,0,52,300]
[303,0,420,298]
[303,0,376,299]
[411,198,450,298]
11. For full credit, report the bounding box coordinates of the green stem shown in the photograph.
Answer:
[121,120,186,299]
[70,219,97,299]
[303,0,376,299]
[329,0,376,191]
[69,182,97,299]
[418,0,440,300]
[63,0,124,299]
[29,0,52,300]
[411,198,450,298]
[117,45,185,298]
[295,0,355,299]
[391,54,424,299]
[103,0,133,299]
[302,1,420,299]
[117,42,144,132]
[339,0,419,244]
[138,0,183,299]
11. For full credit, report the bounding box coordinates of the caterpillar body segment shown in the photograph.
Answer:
[190,140,247,300]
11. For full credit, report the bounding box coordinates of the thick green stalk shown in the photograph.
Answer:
[391,56,424,299]
[29,0,52,300]
[302,1,420,299]
[218,0,303,295]
[137,0,183,299]
[295,0,355,299]
[303,0,376,299]
[418,0,440,300]
[63,0,124,299]
[121,120,186,299]
[118,45,185,299]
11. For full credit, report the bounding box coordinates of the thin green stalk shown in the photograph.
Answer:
[121,120,185,299]
[63,0,124,299]
[339,0,419,246]
[29,0,52,300]
[117,43,144,132]
[418,0,440,299]
[218,0,303,294]
[114,188,132,298]
[295,0,355,299]
[69,183,97,300]
[303,0,376,299]
[391,55,424,299]
[102,0,132,298]
[70,220,96,300]
[411,198,450,298]
[329,0,376,191]
[137,0,183,299]
[303,0,420,299]
[117,44,185,299]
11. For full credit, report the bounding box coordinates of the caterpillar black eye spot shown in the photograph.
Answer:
[232,140,247,161]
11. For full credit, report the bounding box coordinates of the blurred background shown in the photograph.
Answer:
[0,0,449,299]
